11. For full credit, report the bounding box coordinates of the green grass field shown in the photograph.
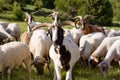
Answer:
[0,6,120,80]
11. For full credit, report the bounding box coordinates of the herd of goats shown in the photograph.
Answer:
[0,10,120,80]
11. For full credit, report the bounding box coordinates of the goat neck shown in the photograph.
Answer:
[52,11,58,26]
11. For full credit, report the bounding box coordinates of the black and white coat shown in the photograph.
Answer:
[48,26,80,80]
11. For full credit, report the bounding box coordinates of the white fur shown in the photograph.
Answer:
[0,25,15,44]
[0,41,31,80]
[70,28,84,45]
[6,23,20,41]
[79,32,106,60]
[29,29,52,63]
[108,30,120,37]
[49,34,80,80]
[0,22,9,29]
[98,40,120,77]
[89,36,120,63]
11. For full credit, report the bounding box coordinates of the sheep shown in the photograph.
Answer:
[88,36,120,67]
[107,30,120,37]
[0,25,15,44]
[74,15,105,35]
[0,21,20,41]
[98,40,120,77]
[79,32,106,61]
[6,23,20,41]
[0,41,31,80]
[29,29,52,75]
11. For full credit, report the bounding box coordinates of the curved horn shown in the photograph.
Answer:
[84,15,97,19]
[31,9,40,15]
[48,12,54,17]
[59,21,75,27]
[24,12,30,16]
[31,23,51,31]
[74,16,82,20]
[74,19,81,29]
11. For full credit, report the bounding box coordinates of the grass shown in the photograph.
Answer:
[0,5,120,80]
[2,62,120,80]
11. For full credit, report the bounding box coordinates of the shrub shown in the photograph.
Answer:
[34,0,43,9]
[12,1,23,20]
[55,0,113,26]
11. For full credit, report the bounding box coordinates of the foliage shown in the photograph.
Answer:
[12,1,23,20]
[55,0,113,26]
[83,0,113,26]
[110,0,120,21]
[33,0,43,10]
[0,0,13,11]
[42,0,55,9]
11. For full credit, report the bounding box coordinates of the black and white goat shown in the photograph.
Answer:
[48,11,80,80]
[32,10,80,80]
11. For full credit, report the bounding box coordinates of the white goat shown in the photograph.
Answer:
[70,28,84,45]
[79,32,106,60]
[98,40,120,77]
[21,12,43,44]
[22,12,52,75]
[88,36,120,66]
[24,12,42,32]
[0,41,31,80]
[29,29,52,75]
[6,23,20,41]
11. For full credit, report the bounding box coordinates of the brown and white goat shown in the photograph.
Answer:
[74,15,105,35]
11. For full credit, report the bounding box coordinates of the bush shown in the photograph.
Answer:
[55,0,113,26]
[12,1,23,20]
[34,0,43,9]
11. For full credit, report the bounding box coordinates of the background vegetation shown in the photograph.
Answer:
[0,0,120,80]
[0,0,120,25]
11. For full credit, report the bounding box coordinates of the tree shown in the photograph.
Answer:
[85,0,113,26]
[55,0,113,26]
[110,0,120,21]
[42,0,55,9]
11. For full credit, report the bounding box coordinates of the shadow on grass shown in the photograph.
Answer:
[112,22,120,27]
